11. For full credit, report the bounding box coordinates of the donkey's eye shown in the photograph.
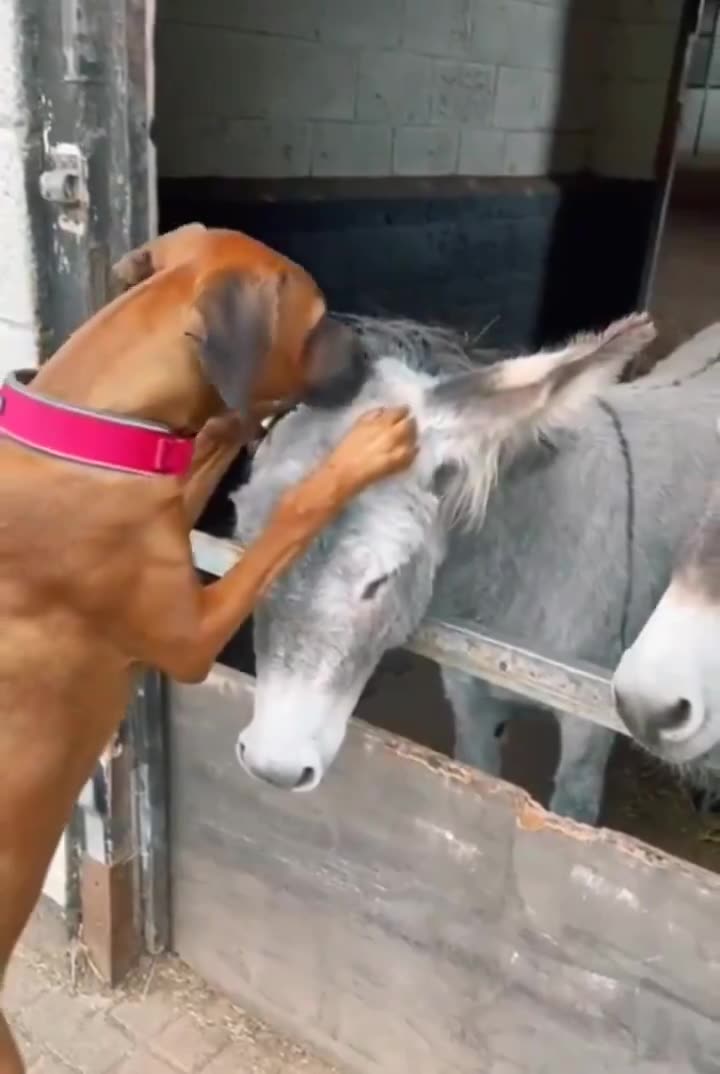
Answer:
[361,574,390,600]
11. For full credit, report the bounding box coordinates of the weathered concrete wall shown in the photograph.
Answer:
[0,0,38,375]
[0,0,59,903]
[156,0,682,181]
[679,0,720,164]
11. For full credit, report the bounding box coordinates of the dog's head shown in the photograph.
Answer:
[112,223,368,416]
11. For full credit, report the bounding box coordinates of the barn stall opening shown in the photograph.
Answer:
[22,0,720,1071]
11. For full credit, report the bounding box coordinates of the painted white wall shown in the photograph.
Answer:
[156,0,683,181]
[0,0,61,905]
[0,0,38,375]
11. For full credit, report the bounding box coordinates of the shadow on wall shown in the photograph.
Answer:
[537,0,685,348]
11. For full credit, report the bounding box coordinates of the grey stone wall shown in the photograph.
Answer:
[156,0,683,180]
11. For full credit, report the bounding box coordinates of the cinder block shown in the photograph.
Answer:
[318,0,404,47]
[157,0,322,40]
[677,88,703,155]
[458,128,506,174]
[158,115,317,180]
[393,125,459,175]
[226,119,311,177]
[403,0,475,57]
[504,130,587,174]
[431,61,495,124]
[156,115,222,177]
[513,1,566,69]
[554,74,595,132]
[601,21,677,82]
[472,0,565,70]
[698,89,720,155]
[503,130,551,174]
[155,24,356,121]
[0,131,35,327]
[709,25,720,85]
[357,51,435,124]
[493,67,559,131]
[311,122,392,176]
[591,79,666,178]
[603,0,683,22]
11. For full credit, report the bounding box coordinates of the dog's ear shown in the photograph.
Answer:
[112,223,207,292]
[300,314,370,408]
[190,270,275,412]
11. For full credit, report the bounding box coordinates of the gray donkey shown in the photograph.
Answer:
[231,312,720,824]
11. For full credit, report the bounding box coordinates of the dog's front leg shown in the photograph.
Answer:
[181,413,263,528]
[125,407,417,683]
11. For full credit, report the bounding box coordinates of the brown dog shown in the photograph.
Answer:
[0,223,417,1073]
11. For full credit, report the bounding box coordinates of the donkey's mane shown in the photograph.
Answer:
[339,314,495,377]
[243,315,504,540]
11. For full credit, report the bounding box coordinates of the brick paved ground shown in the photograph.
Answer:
[4,903,338,1074]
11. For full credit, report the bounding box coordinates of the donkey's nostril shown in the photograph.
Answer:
[658,697,690,730]
[295,765,316,790]
[658,697,694,741]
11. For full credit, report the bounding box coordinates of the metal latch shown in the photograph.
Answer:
[39,143,88,208]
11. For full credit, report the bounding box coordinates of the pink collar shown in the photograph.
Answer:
[0,369,195,477]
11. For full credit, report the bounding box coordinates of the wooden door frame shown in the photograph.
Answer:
[640,0,706,304]
[17,0,165,984]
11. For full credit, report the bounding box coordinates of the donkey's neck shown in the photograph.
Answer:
[431,400,625,656]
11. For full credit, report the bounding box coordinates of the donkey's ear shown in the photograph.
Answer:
[189,270,277,411]
[426,312,656,449]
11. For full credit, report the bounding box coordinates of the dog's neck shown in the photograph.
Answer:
[29,283,221,435]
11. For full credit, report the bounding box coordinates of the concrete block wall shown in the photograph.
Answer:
[156,0,683,181]
[0,0,38,375]
[678,0,720,164]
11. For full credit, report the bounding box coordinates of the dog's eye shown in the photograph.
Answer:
[361,574,390,601]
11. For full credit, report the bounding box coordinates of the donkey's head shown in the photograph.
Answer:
[233,313,654,791]
[613,473,720,766]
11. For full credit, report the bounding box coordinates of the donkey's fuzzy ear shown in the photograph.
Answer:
[422,313,656,523]
[428,312,655,442]
[189,270,277,411]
